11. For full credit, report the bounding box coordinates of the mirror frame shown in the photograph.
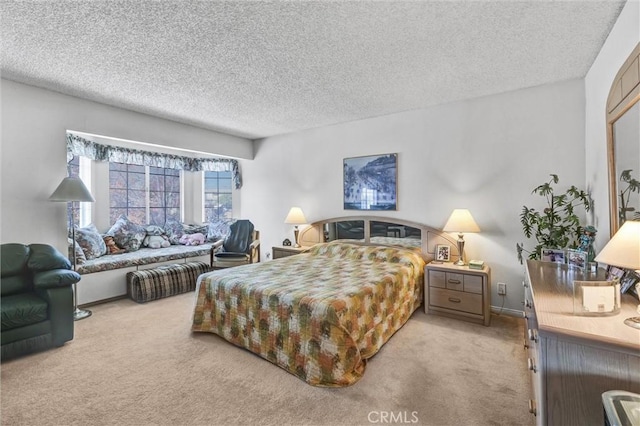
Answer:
[606,42,640,236]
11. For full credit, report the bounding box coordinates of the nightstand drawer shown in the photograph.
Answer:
[445,273,464,291]
[428,270,446,288]
[429,287,483,315]
[464,275,483,294]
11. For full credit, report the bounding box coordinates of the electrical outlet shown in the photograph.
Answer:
[497,282,507,295]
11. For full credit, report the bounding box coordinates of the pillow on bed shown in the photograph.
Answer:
[106,215,147,252]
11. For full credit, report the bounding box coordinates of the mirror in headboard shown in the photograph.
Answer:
[607,42,640,236]
[369,220,422,249]
[324,220,365,242]
[298,216,458,261]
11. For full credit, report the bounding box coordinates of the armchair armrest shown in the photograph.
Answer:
[249,239,261,263]
[33,269,81,290]
[210,239,225,267]
[212,239,224,251]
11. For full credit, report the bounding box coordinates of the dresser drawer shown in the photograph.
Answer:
[429,287,483,315]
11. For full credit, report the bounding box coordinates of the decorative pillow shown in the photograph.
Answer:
[106,215,147,252]
[145,225,166,236]
[183,223,208,235]
[207,219,233,242]
[68,237,86,265]
[164,219,185,245]
[75,224,107,260]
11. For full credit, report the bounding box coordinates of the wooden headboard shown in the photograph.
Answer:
[298,216,459,262]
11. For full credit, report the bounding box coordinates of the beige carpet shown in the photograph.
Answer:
[1,293,533,426]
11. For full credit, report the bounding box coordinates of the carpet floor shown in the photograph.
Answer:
[1,292,533,426]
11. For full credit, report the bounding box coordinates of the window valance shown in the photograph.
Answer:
[66,133,242,188]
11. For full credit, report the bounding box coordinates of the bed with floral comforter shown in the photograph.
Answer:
[191,241,425,387]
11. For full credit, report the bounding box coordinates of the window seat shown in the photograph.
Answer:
[77,243,215,275]
[75,244,215,305]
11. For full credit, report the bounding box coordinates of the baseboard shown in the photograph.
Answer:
[490,306,524,318]
[79,294,128,308]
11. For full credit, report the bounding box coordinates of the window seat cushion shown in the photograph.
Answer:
[76,243,214,275]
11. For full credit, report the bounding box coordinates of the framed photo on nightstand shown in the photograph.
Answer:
[435,244,451,262]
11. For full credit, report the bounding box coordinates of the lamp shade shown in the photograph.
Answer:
[49,177,95,202]
[284,207,307,225]
[442,209,480,233]
[594,220,640,270]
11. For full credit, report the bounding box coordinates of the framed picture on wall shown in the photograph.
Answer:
[343,153,397,210]
[435,244,451,262]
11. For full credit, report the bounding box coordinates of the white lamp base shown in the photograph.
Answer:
[74,308,92,321]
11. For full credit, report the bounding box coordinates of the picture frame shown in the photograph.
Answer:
[435,244,451,262]
[606,265,626,282]
[343,153,397,210]
[620,270,640,294]
[567,249,588,270]
[540,248,565,263]
[573,280,621,316]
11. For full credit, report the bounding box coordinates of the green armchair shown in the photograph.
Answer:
[1,243,79,360]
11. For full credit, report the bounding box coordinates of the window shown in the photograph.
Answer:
[204,171,232,222]
[109,163,181,225]
[67,156,92,227]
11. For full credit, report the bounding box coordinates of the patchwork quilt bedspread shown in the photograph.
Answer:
[191,242,425,387]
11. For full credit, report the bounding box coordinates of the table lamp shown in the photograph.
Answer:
[50,176,95,321]
[284,207,307,248]
[594,220,640,329]
[443,209,480,266]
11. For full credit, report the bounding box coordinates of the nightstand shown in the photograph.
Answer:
[272,246,307,259]
[425,262,491,326]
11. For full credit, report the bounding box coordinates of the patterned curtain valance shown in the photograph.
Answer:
[66,133,242,188]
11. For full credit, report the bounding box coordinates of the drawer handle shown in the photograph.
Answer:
[448,279,461,284]
[524,299,532,309]
[523,280,529,288]
[448,297,461,303]
[523,340,529,349]
[528,400,537,416]
[528,329,538,343]
[527,358,537,373]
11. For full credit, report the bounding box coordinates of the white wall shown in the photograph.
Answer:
[585,0,640,249]
[241,79,587,313]
[0,79,253,252]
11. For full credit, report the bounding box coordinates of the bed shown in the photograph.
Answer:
[191,217,458,387]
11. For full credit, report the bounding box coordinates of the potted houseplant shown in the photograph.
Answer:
[517,174,592,263]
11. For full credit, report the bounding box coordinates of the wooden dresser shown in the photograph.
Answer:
[524,260,640,426]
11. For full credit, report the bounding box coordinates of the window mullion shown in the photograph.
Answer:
[145,166,150,224]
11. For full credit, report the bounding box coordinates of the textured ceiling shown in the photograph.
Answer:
[1,1,626,140]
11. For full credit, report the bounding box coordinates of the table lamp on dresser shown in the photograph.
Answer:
[594,220,640,329]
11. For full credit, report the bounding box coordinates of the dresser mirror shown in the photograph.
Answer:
[606,42,640,236]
